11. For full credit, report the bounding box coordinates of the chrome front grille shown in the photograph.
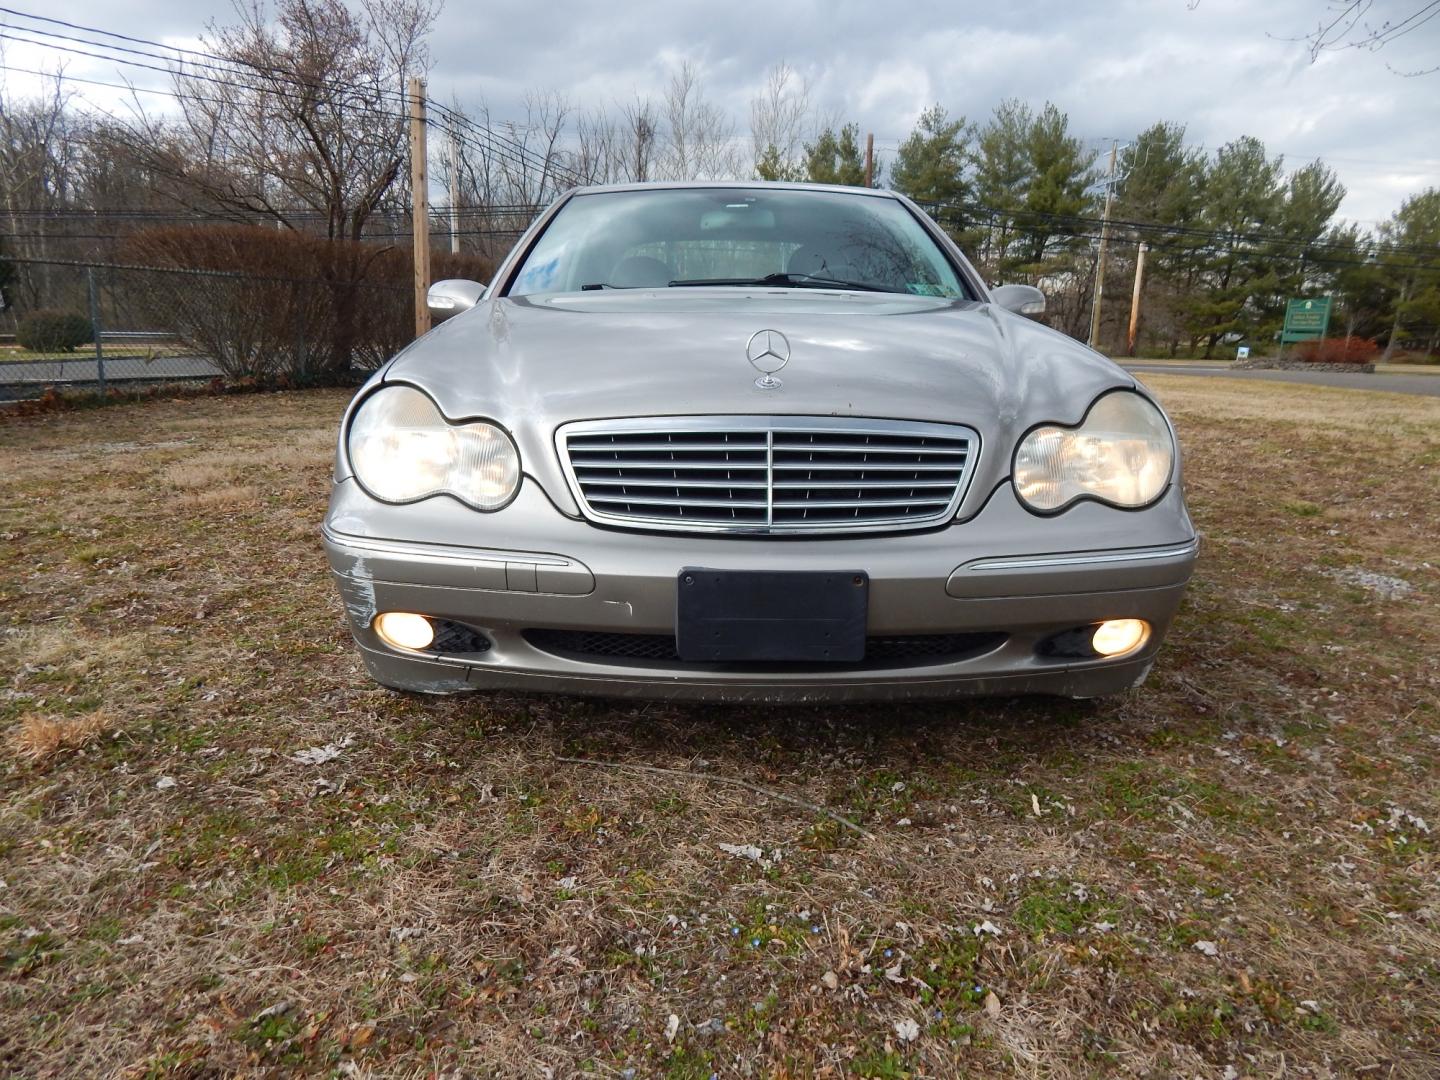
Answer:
[558,417,979,534]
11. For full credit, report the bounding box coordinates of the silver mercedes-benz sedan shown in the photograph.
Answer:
[322,182,1197,701]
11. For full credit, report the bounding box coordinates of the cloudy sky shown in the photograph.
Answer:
[2,0,1437,224]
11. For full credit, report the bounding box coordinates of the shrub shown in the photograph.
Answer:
[16,310,93,353]
[120,226,492,380]
[1292,336,1379,365]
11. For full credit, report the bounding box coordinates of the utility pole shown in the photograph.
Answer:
[1087,140,1118,351]
[87,267,106,396]
[1126,242,1147,357]
[863,132,874,188]
[408,76,432,339]
[448,124,460,255]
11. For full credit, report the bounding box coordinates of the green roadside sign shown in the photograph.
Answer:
[1281,296,1333,344]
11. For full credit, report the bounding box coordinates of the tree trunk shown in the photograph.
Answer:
[1381,280,1410,362]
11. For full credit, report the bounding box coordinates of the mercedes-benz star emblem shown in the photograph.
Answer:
[745,329,790,390]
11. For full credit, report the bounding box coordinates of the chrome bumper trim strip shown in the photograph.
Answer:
[962,538,1200,573]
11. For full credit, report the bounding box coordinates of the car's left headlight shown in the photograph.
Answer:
[347,384,520,510]
[1013,390,1174,513]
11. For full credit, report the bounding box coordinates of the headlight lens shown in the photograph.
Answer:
[347,385,520,510]
[1014,391,1174,512]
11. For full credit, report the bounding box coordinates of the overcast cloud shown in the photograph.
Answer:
[2,0,1437,223]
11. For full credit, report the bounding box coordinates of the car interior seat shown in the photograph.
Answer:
[608,255,675,289]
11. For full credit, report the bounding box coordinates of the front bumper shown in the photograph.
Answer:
[322,477,1198,702]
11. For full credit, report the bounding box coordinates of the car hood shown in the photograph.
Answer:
[383,288,1136,518]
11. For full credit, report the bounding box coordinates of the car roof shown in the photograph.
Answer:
[566,180,902,199]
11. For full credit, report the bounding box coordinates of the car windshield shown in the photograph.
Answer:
[506,187,971,300]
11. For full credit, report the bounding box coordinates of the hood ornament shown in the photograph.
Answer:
[746,329,790,390]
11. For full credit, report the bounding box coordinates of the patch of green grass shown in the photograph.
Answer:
[86,916,124,943]
[1097,762,1165,820]
[1012,880,1119,939]
[853,1048,912,1078]
[913,933,987,1007]
[236,1011,306,1066]
[2,930,63,975]
[662,1045,717,1079]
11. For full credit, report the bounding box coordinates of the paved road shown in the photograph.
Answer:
[0,355,220,401]
[1124,363,1440,397]
[0,355,220,383]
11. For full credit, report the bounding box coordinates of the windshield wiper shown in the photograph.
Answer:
[580,282,619,290]
[668,273,890,293]
[764,272,889,292]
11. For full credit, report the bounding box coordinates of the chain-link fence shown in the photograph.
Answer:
[0,259,224,401]
[0,251,495,402]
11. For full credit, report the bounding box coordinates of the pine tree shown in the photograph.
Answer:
[890,105,973,243]
[804,124,875,187]
[1378,188,1440,359]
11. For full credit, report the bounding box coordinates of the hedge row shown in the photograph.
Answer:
[120,226,493,381]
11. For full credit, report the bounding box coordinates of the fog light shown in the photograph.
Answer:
[1092,618,1148,657]
[374,611,435,651]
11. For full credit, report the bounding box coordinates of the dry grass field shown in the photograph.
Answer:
[1,376,1437,1079]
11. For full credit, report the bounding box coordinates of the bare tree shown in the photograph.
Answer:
[573,107,625,185]
[1193,0,1440,74]
[621,95,660,183]
[0,66,82,307]
[120,0,440,240]
[441,93,575,263]
[496,90,573,205]
[659,62,742,180]
[1292,0,1439,71]
[749,62,811,180]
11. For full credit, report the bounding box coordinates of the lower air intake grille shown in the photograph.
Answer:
[523,629,1005,669]
[429,621,491,655]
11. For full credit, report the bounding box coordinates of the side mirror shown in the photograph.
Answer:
[989,283,1046,318]
[427,279,487,321]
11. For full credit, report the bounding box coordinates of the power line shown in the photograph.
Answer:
[0,51,573,197]
[0,29,412,126]
[918,198,1438,258]
[0,9,581,189]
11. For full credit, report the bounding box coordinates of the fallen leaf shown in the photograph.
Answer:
[290,735,355,766]
[984,991,1001,1017]
[1194,940,1220,957]
[717,843,764,862]
[821,971,839,991]
[155,776,176,791]
[664,1013,680,1043]
[894,1018,920,1043]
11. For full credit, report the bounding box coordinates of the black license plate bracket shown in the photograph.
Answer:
[676,568,868,663]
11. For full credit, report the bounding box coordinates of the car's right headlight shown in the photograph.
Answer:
[347,385,520,510]
[1013,390,1174,513]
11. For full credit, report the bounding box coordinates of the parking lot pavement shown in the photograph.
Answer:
[0,355,221,383]
[1123,363,1440,397]
[0,355,223,401]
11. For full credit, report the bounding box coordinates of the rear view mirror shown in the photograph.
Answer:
[989,283,1046,318]
[427,279,487,321]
